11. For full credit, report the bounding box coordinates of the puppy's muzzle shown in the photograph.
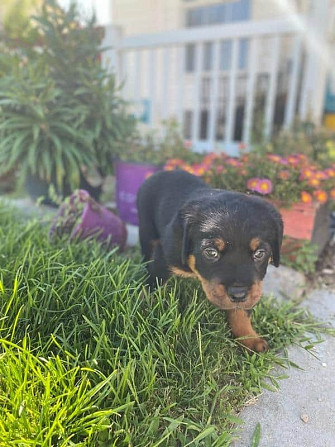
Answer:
[227,285,248,303]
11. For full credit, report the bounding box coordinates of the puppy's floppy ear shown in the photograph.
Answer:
[271,213,283,267]
[181,219,190,266]
[177,201,199,266]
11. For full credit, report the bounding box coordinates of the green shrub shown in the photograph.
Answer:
[0,0,135,193]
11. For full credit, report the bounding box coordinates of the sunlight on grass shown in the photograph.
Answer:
[0,202,330,446]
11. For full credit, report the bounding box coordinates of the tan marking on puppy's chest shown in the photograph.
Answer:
[170,266,197,279]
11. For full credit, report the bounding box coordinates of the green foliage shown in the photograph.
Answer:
[0,0,135,193]
[119,119,202,165]
[1,0,40,43]
[250,423,261,447]
[281,239,319,274]
[255,119,335,168]
[0,64,95,189]
[0,203,330,445]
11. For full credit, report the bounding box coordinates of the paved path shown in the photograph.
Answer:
[232,288,335,447]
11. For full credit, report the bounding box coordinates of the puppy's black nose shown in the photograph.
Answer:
[227,286,248,302]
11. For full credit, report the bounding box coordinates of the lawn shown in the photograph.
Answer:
[0,202,327,446]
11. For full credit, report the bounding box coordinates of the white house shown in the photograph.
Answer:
[103,0,335,153]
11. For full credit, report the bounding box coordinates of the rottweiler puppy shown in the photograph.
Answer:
[137,170,283,352]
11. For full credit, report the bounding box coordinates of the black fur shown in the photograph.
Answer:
[137,170,283,293]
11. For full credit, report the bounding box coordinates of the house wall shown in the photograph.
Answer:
[113,0,312,36]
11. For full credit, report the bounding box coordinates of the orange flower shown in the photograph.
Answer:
[330,189,335,200]
[307,177,320,188]
[315,170,328,180]
[247,178,260,190]
[296,153,308,163]
[299,168,314,180]
[164,165,175,171]
[258,179,273,194]
[313,190,328,204]
[183,165,194,174]
[301,191,312,204]
[325,168,335,178]
[202,153,218,166]
[192,164,206,176]
[278,170,290,180]
[267,154,282,163]
[287,155,299,166]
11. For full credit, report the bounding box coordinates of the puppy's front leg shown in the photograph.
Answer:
[147,241,170,288]
[226,309,268,353]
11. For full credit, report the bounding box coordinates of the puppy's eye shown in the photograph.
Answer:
[203,248,219,260]
[253,249,266,261]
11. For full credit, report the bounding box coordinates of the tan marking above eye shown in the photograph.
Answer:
[249,237,260,252]
[214,238,225,251]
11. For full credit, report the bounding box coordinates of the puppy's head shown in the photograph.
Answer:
[180,191,283,310]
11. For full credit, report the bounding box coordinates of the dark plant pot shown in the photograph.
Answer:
[25,171,102,206]
[49,189,127,250]
[115,160,162,225]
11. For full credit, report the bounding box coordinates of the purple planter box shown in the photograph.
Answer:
[115,160,162,225]
[49,190,127,250]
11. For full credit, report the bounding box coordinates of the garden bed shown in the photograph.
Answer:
[0,202,330,446]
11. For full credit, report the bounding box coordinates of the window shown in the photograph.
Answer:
[183,1,251,141]
[185,2,250,73]
[185,0,250,28]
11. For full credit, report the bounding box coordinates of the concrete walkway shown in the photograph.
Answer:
[232,287,335,447]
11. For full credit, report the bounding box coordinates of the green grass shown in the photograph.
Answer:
[0,203,330,446]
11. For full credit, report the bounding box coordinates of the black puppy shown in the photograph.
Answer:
[137,170,283,352]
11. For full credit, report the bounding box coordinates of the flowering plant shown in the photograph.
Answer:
[164,149,335,206]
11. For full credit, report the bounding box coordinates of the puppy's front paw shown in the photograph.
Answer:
[241,336,268,353]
